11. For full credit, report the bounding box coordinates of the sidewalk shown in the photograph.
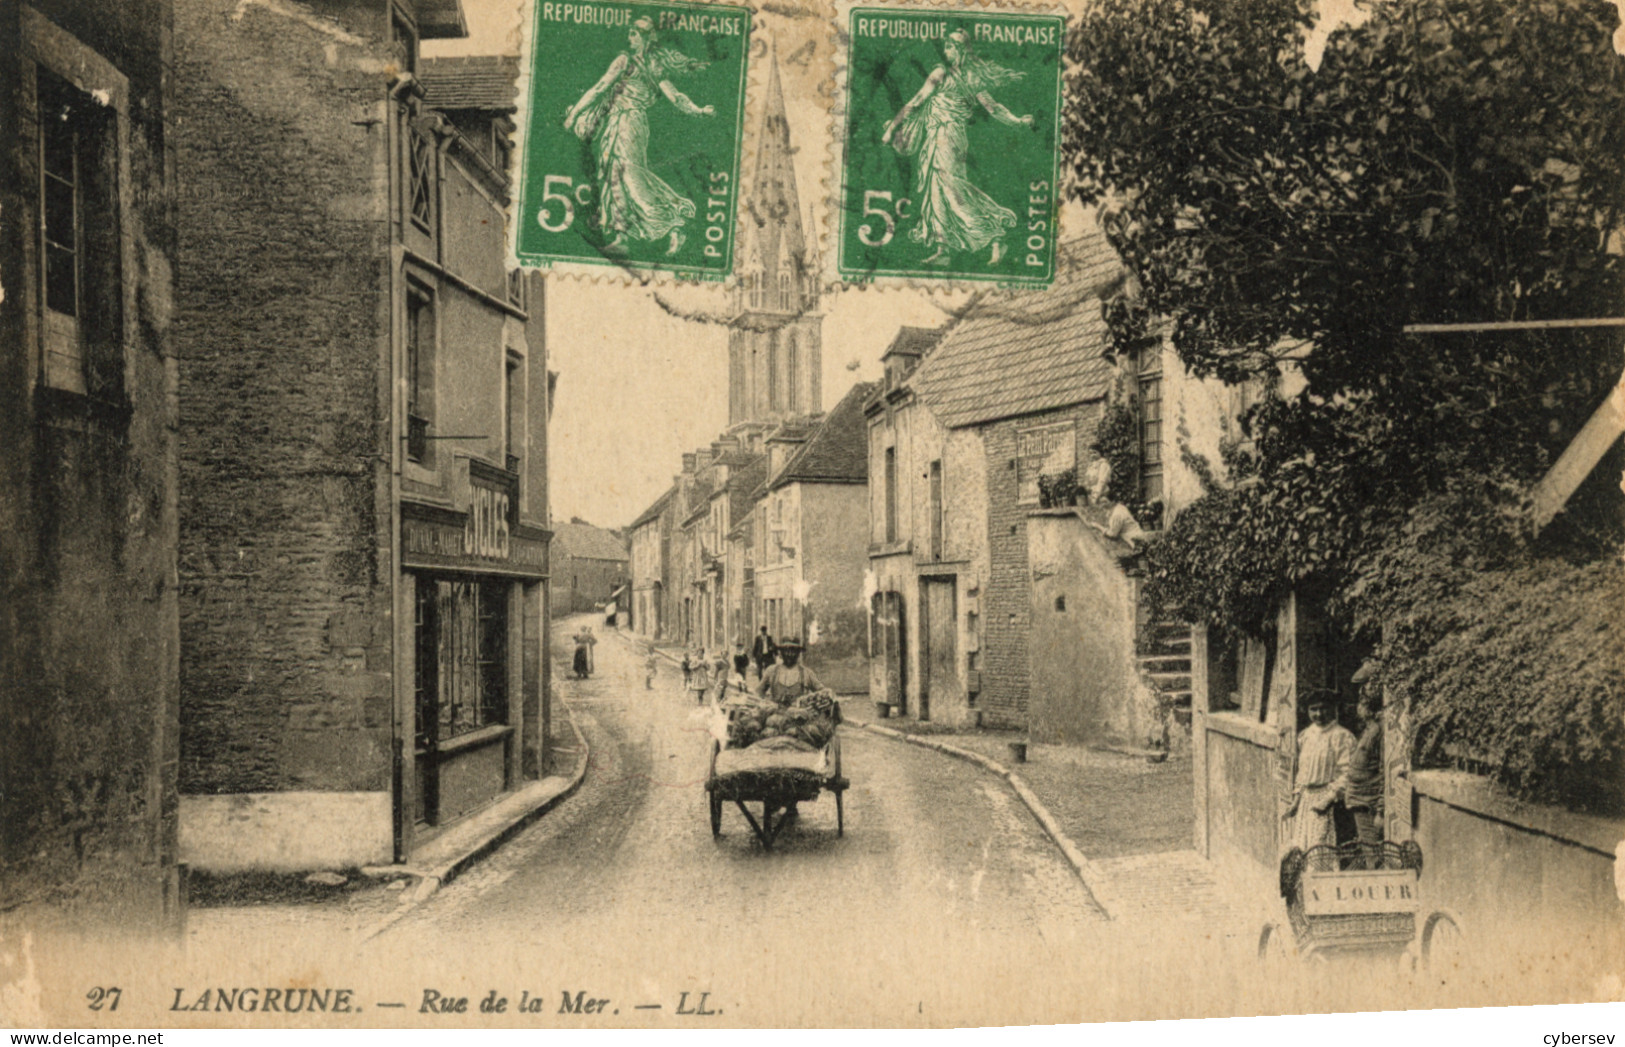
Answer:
[841,702,1260,932]
[184,699,590,950]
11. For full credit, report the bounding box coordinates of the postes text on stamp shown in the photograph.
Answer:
[837,5,1064,286]
[516,0,752,278]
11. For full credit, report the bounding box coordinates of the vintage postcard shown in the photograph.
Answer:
[1,0,1622,1034]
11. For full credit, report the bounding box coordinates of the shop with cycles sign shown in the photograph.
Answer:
[401,462,548,579]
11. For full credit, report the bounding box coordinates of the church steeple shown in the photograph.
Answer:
[728,50,822,431]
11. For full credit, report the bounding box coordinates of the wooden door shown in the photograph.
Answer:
[925,580,957,722]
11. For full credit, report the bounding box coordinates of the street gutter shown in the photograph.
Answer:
[360,706,592,941]
[853,722,1124,921]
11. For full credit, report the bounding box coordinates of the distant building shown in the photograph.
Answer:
[628,486,678,639]
[752,383,877,691]
[171,4,553,869]
[553,519,630,615]
[0,0,182,932]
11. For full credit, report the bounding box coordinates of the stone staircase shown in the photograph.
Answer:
[1137,620,1193,749]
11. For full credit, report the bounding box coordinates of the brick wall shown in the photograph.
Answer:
[172,0,393,796]
[977,403,1104,728]
[0,0,180,929]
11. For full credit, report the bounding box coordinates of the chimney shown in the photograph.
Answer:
[682,453,697,473]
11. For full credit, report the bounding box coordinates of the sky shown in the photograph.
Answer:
[427,0,1084,530]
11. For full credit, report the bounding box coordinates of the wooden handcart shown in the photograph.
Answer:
[1258,840,1465,971]
[704,733,848,851]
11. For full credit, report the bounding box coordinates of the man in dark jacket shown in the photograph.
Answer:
[750,625,777,680]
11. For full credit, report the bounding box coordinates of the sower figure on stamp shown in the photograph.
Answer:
[564,17,714,257]
[1283,689,1354,863]
[881,30,1033,268]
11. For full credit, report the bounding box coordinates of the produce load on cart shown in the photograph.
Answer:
[712,690,840,796]
[724,689,841,750]
[705,637,849,850]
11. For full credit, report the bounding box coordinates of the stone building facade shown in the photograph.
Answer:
[629,485,677,640]
[0,0,182,932]
[867,234,1128,730]
[552,519,629,615]
[752,383,876,692]
[171,2,552,871]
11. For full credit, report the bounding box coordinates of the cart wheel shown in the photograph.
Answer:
[831,735,844,838]
[1257,920,1298,969]
[1419,909,1466,977]
[706,739,722,839]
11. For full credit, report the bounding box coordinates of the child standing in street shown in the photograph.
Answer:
[688,649,712,705]
[644,650,659,690]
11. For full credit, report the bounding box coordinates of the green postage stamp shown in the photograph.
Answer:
[837,5,1065,286]
[515,0,751,277]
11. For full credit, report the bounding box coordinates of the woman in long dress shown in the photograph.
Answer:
[564,17,715,256]
[881,30,1034,267]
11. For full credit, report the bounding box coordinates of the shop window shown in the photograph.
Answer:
[36,65,122,399]
[419,579,509,744]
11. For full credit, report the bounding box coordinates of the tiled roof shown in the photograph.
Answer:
[630,485,677,530]
[883,326,944,359]
[420,56,519,112]
[910,231,1123,430]
[553,520,629,562]
[771,382,878,489]
[729,455,769,524]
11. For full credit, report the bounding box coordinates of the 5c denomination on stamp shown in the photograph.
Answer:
[836,3,1064,286]
[516,0,752,278]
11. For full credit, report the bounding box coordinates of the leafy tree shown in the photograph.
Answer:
[1065,0,1625,800]
[1066,0,1625,393]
